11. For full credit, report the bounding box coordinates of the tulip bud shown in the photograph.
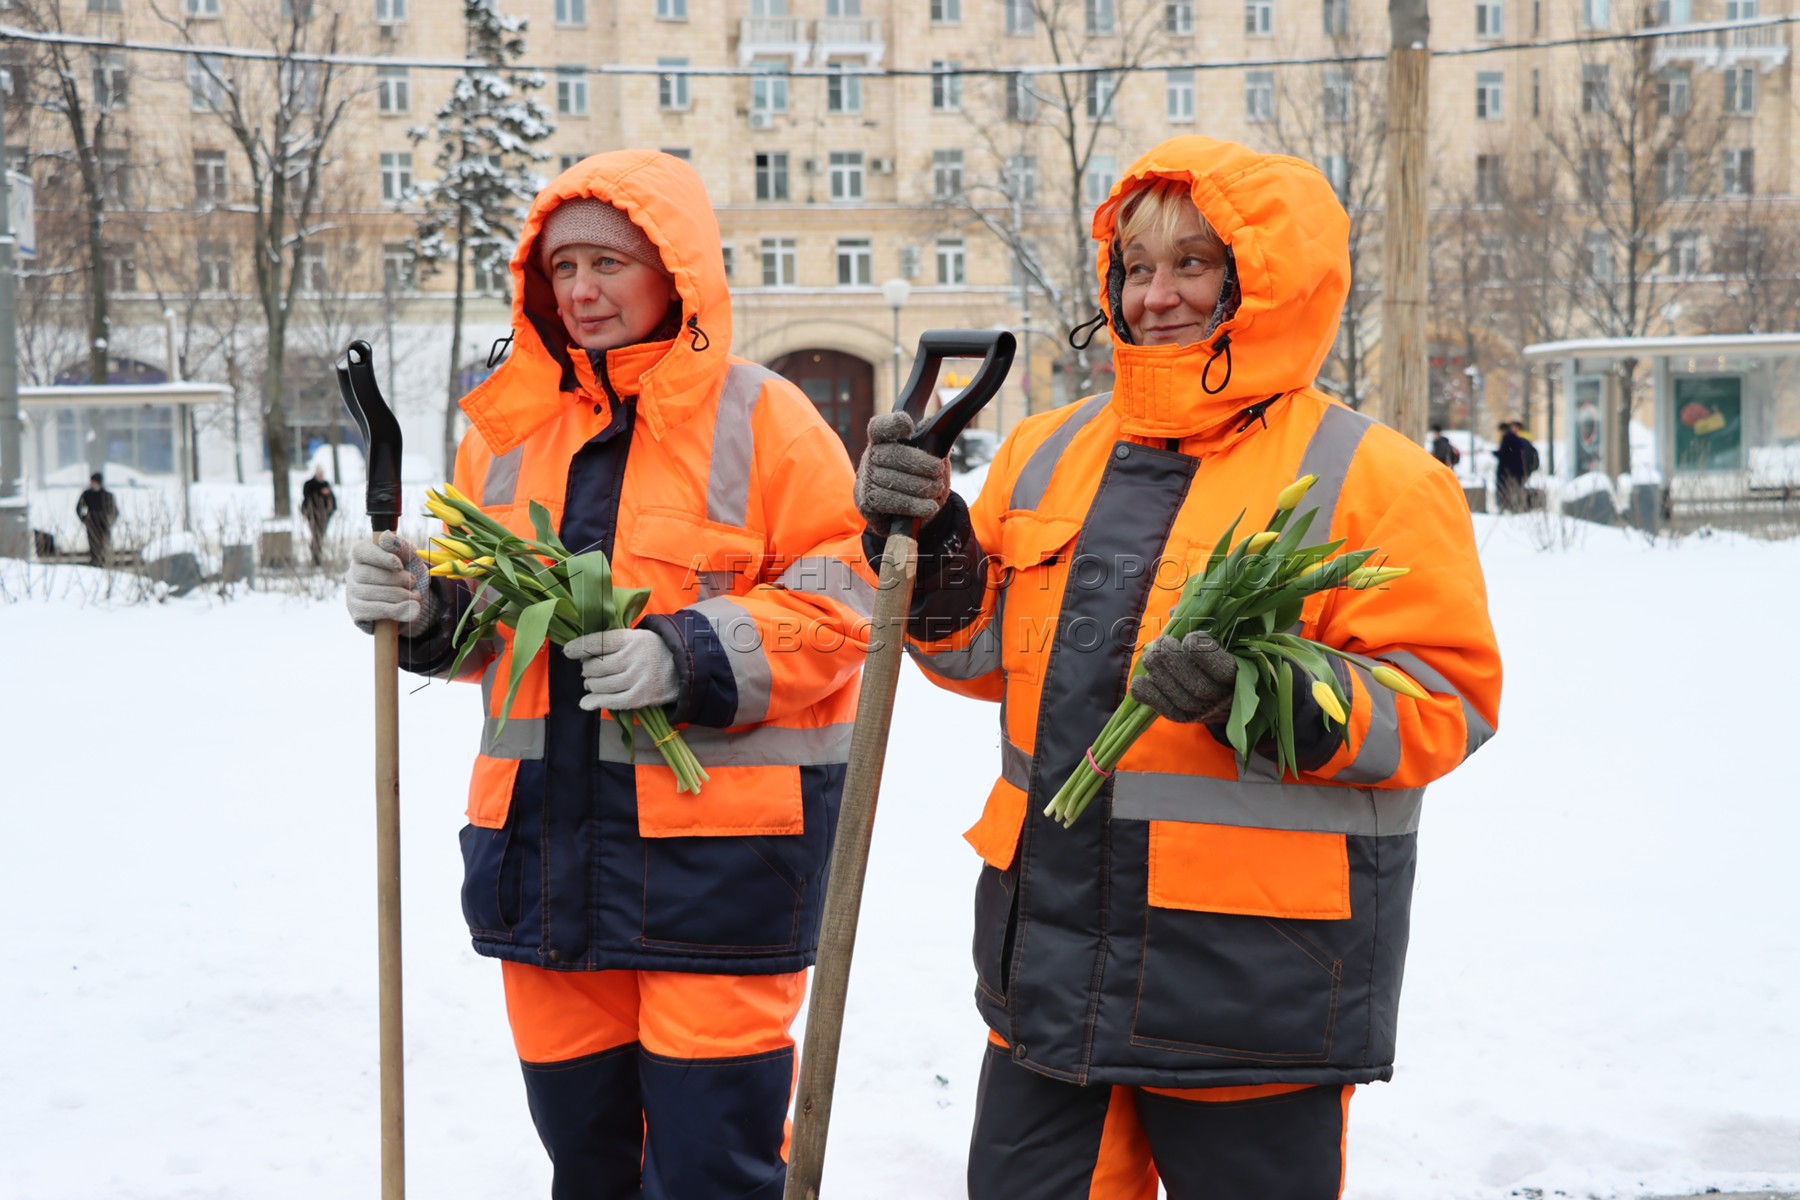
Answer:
[432,535,476,559]
[1311,679,1348,723]
[427,562,459,577]
[1246,531,1279,553]
[1372,664,1430,701]
[1275,474,1318,512]
[442,482,475,505]
[419,547,456,567]
[426,497,467,527]
[1348,565,1410,590]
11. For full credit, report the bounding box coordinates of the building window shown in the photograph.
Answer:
[721,244,735,280]
[555,0,585,24]
[1245,70,1274,122]
[1581,0,1606,28]
[836,238,873,286]
[556,67,589,116]
[100,148,130,206]
[1725,0,1757,15]
[1322,0,1346,32]
[1475,0,1501,36]
[761,236,798,286]
[1724,67,1754,114]
[1006,154,1038,205]
[194,150,227,204]
[662,147,691,160]
[1657,66,1690,115]
[472,258,506,293]
[1723,147,1754,195]
[936,238,966,285]
[1007,74,1038,121]
[657,0,688,17]
[382,243,416,291]
[931,61,961,110]
[187,54,225,111]
[1583,231,1613,283]
[1166,0,1194,31]
[187,0,221,16]
[1655,147,1688,197]
[1580,148,1608,200]
[901,245,922,278]
[1084,154,1116,209]
[1665,230,1700,276]
[932,149,963,199]
[829,150,864,201]
[87,0,122,11]
[560,154,584,171]
[93,50,127,110]
[297,244,327,293]
[755,151,790,201]
[658,58,690,110]
[1475,153,1504,204]
[752,63,789,115]
[826,63,862,113]
[377,66,410,114]
[1476,70,1503,119]
[1322,68,1349,122]
[375,0,407,20]
[1086,72,1117,121]
[1581,64,1608,113]
[1712,226,1761,274]
[1005,0,1034,34]
[1245,0,1273,35]
[105,246,137,294]
[1477,234,1505,281]
[1086,0,1115,34]
[930,0,960,20]
[198,242,231,293]
[380,151,413,202]
[1651,0,1690,22]
[280,0,315,20]
[1321,152,1348,197]
[1166,69,1195,121]
[281,61,321,110]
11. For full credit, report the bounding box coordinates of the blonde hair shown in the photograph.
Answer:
[1115,178,1224,257]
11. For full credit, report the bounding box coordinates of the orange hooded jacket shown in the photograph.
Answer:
[906,136,1502,1087]
[405,151,876,973]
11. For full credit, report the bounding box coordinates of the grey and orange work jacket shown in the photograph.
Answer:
[904,137,1504,1088]
[400,151,876,975]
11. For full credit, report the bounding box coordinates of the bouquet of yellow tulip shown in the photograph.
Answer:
[1045,475,1425,828]
[423,484,709,794]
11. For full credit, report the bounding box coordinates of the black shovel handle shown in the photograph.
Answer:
[892,330,1017,459]
[335,340,405,533]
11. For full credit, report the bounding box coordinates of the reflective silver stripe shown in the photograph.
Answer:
[707,363,774,527]
[1333,663,1402,785]
[1008,392,1111,512]
[599,720,853,767]
[692,595,774,724]
[775,556,876,620]
[1000,736,1031,790]
[1112,771,1424,836]
[478,661,545,758]
[1379,650,1496,759]
[483,446,524,508]
[907,589,1005,681]
[1292,403,1375,542]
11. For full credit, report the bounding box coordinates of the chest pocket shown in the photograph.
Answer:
[994,510,1081,681]
[629,507,768,604]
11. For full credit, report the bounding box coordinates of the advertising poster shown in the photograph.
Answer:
[1674,376,1743,472]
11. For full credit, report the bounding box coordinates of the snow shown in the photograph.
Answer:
[4,494,1800,1199]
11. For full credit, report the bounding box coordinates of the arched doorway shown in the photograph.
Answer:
[768,349,875,459]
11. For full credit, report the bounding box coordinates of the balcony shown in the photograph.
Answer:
[739,17,810,67]
[1651,22,1789,71]
[814,16,885,66]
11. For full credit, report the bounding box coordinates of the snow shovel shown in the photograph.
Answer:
[784,329,1016,1200]
[334,339,407,1200]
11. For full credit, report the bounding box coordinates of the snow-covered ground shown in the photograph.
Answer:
[4,488,1799,1199]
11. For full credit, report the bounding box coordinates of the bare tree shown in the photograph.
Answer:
[1697,194,1800,335]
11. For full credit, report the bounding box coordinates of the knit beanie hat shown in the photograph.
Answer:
[537,198,666,274]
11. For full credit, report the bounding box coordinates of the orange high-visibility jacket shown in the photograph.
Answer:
[406,151,876,973]
[906,136,1503,1087]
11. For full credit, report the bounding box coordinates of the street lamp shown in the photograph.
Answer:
[881,277,911,399]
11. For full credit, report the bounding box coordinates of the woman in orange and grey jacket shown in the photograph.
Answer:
[857,135,1502,1198]
[345,151,874,1199]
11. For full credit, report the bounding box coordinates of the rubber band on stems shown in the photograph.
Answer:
[1083,746,1114,778]
[653,728,682,748]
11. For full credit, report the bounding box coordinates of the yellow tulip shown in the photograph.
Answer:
[425,497,467,527]
[1311,679,1348,723]
[1275,474,1318,512]
[1246,531,1279,553]
[1348,565,1411,590]
[427,562,460,576]
[431,535,476,558]
[441,482,475,505]
[1372,664,1430,701]
[418,547,457,567]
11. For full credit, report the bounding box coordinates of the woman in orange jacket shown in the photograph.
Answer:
[858,136,1502,1198]
[346,151,875,1199]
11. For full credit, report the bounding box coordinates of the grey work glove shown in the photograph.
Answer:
[1129,631,1238,724]
[563,627,681,712]
[345,533,438,635]
[854,411,950,534]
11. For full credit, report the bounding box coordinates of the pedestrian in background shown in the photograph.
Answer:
[1496,420,1529,511]
[1429,423,1461,470]
[76,472,116,566]
[300,466,337,565]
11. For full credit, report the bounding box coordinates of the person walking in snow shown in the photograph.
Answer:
[342,151,874,1200]
[855,136,1503,1199]
[1496,420,1530,512]
[1429,423,1461,470]
[76,472,117,566]
[300,466,337,566]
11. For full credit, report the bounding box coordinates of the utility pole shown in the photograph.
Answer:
[0,68,28,559]
[1380,0,1431,445]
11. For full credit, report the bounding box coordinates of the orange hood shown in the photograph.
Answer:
[460,149,733,453]
[1092,136,1351,440]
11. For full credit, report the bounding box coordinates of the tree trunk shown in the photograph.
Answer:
[443,206,470,479]
[1380,26,1429,444]
[85,146,109,388]
[267,336,292,518]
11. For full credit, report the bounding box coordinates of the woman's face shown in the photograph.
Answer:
[549,244,677,352]
[1118,203,1229,348]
